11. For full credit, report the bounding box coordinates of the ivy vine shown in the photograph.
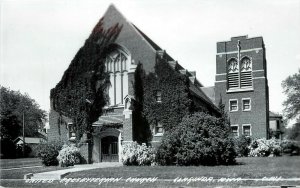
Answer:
[142,54,193,131]
[50,18,123,142]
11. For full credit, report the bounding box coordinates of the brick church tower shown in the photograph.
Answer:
[214,36,270,138]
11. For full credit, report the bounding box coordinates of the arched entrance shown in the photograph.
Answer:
[101,136,119,162]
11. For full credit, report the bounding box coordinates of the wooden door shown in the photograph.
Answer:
[101,136,118,162]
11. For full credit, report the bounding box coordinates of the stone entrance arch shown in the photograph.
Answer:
[92,128,122,163]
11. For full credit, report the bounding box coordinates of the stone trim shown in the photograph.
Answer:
[217,48,263,55]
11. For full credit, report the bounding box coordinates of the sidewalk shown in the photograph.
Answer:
[25,162,122,180]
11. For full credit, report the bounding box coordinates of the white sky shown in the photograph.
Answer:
[1,0,299,124]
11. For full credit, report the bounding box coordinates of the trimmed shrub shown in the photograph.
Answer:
[281,139,300,155]
[234,135,252,157]
[0,138,16,159]
[121,142,156,166]
[57,144,82,167]
[156,112,237,166]
[36,141,63,166]
[248,138,281,157]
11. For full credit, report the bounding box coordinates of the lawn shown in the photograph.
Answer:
[1,156,299,187]
[0,158,41,169]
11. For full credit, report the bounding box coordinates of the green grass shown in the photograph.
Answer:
[0,156,299,188]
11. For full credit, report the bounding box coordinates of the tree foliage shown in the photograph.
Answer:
[286,122,300,141]
[50,18,123,141]
[0,86,47,139]
[282,69,300,121]
[132,63,152,144]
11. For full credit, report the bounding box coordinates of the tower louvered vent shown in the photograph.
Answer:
[240,57,252,88]
[227,59,239,89]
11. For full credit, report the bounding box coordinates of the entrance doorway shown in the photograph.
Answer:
[101,136,119,162]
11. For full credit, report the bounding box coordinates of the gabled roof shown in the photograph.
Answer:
[189,84,220,113]
[269,111,283,118]
[100,5,219,114]
[200,86,215,104]
[132,24,162,51]
[14,137,45,144]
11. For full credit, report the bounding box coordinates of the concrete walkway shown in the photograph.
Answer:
[25,162,122,180]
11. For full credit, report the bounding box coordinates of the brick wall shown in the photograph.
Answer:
[48,109,71,143]
[48,108,90,162]
[215,36,269,138]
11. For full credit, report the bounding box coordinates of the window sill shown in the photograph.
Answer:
[242,109,251,112]
[229,110,238,113]
[227,88,253,93]
[154,133,164,137]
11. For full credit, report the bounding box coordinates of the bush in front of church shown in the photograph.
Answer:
[57,144,83,167]
[156,112,237,166]
[280,139,300,155]
[234,135,252,157]
[248,138,282,157]
[121,141,156,166]
[36,141,63,166]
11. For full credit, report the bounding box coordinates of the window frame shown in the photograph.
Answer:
[155,90,162,103]
[242,98,251,111]
[68,123,76,141]
[153,122,164,136]
[231,125,239,137]
[240,56,253,88]
[242,124,252,136]
[229,99,238,112]
[227,58,239,89]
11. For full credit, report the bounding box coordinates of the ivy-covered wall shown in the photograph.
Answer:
[142,55,193,132]
[50,18,123,140]
[131,52,221,145]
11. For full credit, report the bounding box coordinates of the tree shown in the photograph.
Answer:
[217,96,231,137]
[286,122,300,141]
[132,63,152,144]
[282,69,300,122]
[0,86,47,139]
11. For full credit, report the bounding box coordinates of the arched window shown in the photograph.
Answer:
[104,45,130,106]
[227,58,239,89]
[240,57,252,88]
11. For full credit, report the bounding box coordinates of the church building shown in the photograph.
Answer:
[48,5,276,163]
[48,4,219,163]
